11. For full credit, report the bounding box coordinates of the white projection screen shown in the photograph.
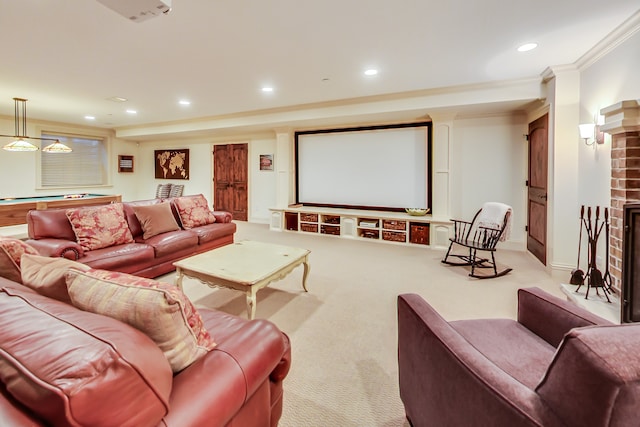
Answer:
[295,123,431,211]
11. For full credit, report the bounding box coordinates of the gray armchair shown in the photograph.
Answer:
[397,288,640,427]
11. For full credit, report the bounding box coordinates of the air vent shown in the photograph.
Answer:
[96,0,171,23]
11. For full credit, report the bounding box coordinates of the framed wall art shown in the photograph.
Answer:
[155,149,189,179]
[260,154,274,171]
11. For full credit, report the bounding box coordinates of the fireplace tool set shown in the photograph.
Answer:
[569,205,612,302]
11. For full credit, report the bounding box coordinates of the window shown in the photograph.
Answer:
[40,133,108,187]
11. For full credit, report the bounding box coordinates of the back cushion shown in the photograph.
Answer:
[0,238,39,283]
[122,199,162,238]
[27,209,77,241]
[0,286,172,427]
[66,203,134,251]
[536,324,640,427]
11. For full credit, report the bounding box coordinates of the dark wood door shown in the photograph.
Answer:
[527,114,548,265]
[213,143,248,221]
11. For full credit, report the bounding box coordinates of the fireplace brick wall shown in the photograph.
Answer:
[602,100,640,293]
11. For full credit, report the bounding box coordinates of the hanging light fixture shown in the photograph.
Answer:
[1,98,72,153]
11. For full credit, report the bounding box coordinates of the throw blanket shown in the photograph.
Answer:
[476,202,512,242]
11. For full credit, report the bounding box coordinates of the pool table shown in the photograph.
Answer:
[0,194,122,227]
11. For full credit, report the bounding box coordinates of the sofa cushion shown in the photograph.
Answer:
[133,202,181,239]
[138,229,199,258]
[20,254,91,303]
[66,269,216,372]
[450,318,556,388]
[0,285,172,427]
[66,203,134,251]
[79,243,155,271]
[188,222,238,244]
[0,237,38,283]
[123,199,162,238]
[174,194,217,229]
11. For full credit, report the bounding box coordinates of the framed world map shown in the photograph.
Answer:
[155,149,189,179]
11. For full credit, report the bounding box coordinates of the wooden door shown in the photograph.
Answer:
[213,143,248,221]
[527,114,548,265]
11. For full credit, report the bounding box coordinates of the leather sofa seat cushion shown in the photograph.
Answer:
[451,318,556,389]
[0,285,172,427]
[138,229,199,258]
[189,222,237,244]
[80,242,155,270]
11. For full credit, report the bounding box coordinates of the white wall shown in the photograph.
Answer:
[450,114,528,245]
[579,29,640,209]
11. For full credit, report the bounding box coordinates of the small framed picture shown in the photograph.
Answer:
[118,155,134,173]
[260,154,274,171]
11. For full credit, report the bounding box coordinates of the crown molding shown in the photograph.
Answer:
[576,9,640,71]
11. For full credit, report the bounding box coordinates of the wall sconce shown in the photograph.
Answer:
[579,116,605,146]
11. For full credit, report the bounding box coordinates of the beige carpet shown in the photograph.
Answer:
[160,222,564,427]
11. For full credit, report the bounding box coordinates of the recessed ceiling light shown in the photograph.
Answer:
[84,115,95,120]
[364,69,378,76]
[179,100,191,105]
[262,87,274,93]
[126,109,137,114]
[517,43,538,52]
[107,96,128,103]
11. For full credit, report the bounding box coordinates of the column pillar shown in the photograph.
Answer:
[601,100,640,291]
[274,127,293,208]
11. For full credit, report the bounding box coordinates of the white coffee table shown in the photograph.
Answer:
[174,240,310,319]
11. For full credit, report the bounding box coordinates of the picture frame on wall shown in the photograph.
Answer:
[118,155,134,173]
[155,149,190,179]
[260,154,274,171]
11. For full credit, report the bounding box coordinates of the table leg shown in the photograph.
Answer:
[302,256,310,292]
[246,288,257,320]
[175,268,184,290]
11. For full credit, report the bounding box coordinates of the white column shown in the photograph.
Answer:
[429,113,455,219]
[542,66,581,275]
[274,128,293,208]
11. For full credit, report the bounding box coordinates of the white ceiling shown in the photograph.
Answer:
[0,0,638,134]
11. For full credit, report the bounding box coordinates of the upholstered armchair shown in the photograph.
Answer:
[397,287,640,427]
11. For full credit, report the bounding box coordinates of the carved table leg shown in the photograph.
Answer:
[175,267,184,291]
[246,288,258,320]
[302,256,310,292]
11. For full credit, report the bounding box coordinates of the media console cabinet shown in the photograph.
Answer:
[269,207,453,249]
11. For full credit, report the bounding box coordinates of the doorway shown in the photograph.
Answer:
[213,143,248,221]
[527,114,548,265]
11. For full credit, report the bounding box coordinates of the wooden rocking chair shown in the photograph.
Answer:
[442,203,513,279]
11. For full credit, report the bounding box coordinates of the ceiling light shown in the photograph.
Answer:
[179,100,191,105]
[126,109,137,114]
[262,87,274,93]
[517,43,538,52]
[364,69,378,76]
[85,115,96,120]
[107,96,128,102]
[42,141,73,153]
[1,98,71,153]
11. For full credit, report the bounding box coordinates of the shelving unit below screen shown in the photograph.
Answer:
[270,207,452,249]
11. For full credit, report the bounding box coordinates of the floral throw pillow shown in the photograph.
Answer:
[0,237,39,283]
[66,203,134,251]
[173,194,217,229]
[66,269,216,372]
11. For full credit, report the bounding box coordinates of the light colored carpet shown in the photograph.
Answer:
[160,222,564,427]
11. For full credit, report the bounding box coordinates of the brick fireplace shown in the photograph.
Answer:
[602,100,640,293]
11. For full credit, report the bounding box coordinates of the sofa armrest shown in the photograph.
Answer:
[212,211,233,223]
[517,287,612,347]
[164,320,288,427]
[24,238,83,260]
[397,294,564,427]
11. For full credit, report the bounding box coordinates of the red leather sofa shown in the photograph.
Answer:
[0,276,291,427]
[24,196,236,278]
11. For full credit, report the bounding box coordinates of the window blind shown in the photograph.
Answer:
[41,133,107,187]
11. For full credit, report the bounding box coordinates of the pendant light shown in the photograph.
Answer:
[1,98,72,153]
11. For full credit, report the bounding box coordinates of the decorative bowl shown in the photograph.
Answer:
[405,208,430,216]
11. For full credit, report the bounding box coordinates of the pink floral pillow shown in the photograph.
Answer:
[66,203,134,251]
[66,269,216,372]
[173,194,217,229]
[0,237,39,283]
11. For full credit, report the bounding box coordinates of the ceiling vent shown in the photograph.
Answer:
[96,0,171,23]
